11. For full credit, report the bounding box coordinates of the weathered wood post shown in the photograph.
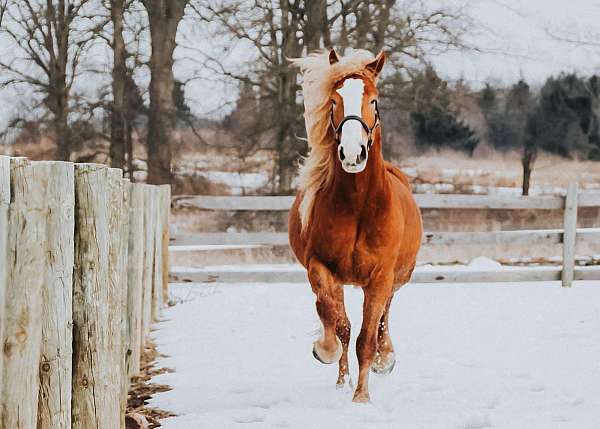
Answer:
[38,161,75,429]
[107,168,125,429]
[126,183,145,377]
[1,158,48,428]
[562,182,578,287]
[0,156,10,410]
[71,164,122,429]
[141,185,156,347]
[119,180,131,429]
[160,185,171,304]
[152,188,163,321]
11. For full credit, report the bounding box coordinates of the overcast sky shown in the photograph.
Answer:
[2,0,600,126]
[433,0,600,87]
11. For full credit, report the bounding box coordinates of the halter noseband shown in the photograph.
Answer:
[330,100,380,150]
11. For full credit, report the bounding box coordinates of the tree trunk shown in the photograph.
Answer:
[110,0,127,169]
[521,151,535,196]
[305,0,327,52]
[53,104,71,161]
[144,0,188,185]
[373,1,395,52]
[275,0,302,194]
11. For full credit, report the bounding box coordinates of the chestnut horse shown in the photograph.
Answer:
[288,49,422,403]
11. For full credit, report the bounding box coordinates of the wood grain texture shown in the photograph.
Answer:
[562,182,578,287]
[172,194,583,211]
[0,156,9,406]
[169,229,600,248]
[1,158,47,429]
[38,161,75,429]
[107,168,125,429]
[160,186,171,304]
[169,265,600,284]
[140,185,156,347]
[119,180,131,429]
[126,184,145,377]
[152,188,163,321]
[71,164,120,429]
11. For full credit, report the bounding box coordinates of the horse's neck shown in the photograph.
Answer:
[331,141,388,208]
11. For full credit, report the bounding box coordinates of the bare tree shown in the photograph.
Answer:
[0,0,98,160]
[187,0,467,193]
[140,0,189,185]
[190,0,307,193]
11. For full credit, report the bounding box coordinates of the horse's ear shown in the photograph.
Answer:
[329,49,339,65]
[366,51,386,77]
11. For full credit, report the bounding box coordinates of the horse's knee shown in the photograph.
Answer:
[315,295,337,322]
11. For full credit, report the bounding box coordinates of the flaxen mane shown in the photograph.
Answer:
[290,50,376,231]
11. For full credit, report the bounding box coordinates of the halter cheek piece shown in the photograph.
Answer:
[330,100,380,150]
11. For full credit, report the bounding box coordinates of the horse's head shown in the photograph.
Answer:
[329,49,386,174]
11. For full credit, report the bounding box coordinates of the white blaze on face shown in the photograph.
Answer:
[336,78,368,173]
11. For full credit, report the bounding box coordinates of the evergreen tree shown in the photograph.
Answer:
[409,66,479,154]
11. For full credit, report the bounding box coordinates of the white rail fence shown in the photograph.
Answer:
[0,156,170,429]
[170,184,600,287]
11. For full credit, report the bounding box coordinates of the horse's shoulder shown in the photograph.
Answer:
[384,161,411,189]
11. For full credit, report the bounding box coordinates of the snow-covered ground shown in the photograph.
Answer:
[150,280,600,428]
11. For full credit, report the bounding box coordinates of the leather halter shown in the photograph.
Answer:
[330,100,380,150]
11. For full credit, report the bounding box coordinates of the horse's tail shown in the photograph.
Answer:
[385,161,411,189]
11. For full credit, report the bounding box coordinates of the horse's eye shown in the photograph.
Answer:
[331,99,336,105]
[370,99,377,105]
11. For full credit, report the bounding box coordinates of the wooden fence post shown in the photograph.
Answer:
[71,164,121,429]
[107,168,126,429]
[160,186,171,304]
[141,185,156,346]
[0,156,10,416]
[38,161,75,429]
[152,188,163,321]
[1,158,48,428]
[126,183,145,377]
[119,180,131,429]
[562,182,578,287]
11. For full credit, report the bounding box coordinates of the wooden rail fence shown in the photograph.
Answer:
[0,157,170,429]
[169,185,600,287]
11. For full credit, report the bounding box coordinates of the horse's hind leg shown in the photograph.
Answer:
[353,274,393,403]
[308,259,342,364]
[333,286,351,387]
[371,295,396,375]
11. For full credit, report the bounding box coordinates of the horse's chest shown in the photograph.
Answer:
[309,214,387,283]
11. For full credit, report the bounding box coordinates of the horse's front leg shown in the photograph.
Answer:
[308,259,343,364]
[353,271,393,403]
[333,285,351,387]
[371,295,396,375]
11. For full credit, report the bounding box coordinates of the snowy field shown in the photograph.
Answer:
[149,280,600,429]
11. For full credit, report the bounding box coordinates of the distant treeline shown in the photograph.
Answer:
[370,67,600,194]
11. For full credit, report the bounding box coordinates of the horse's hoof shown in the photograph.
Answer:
[352,390,370,403]
[336,375,353,391]
[371,352,396,375]
[312,337,342,364]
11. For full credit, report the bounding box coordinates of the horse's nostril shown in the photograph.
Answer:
[339,146,345,161]
[360,145,367,161]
